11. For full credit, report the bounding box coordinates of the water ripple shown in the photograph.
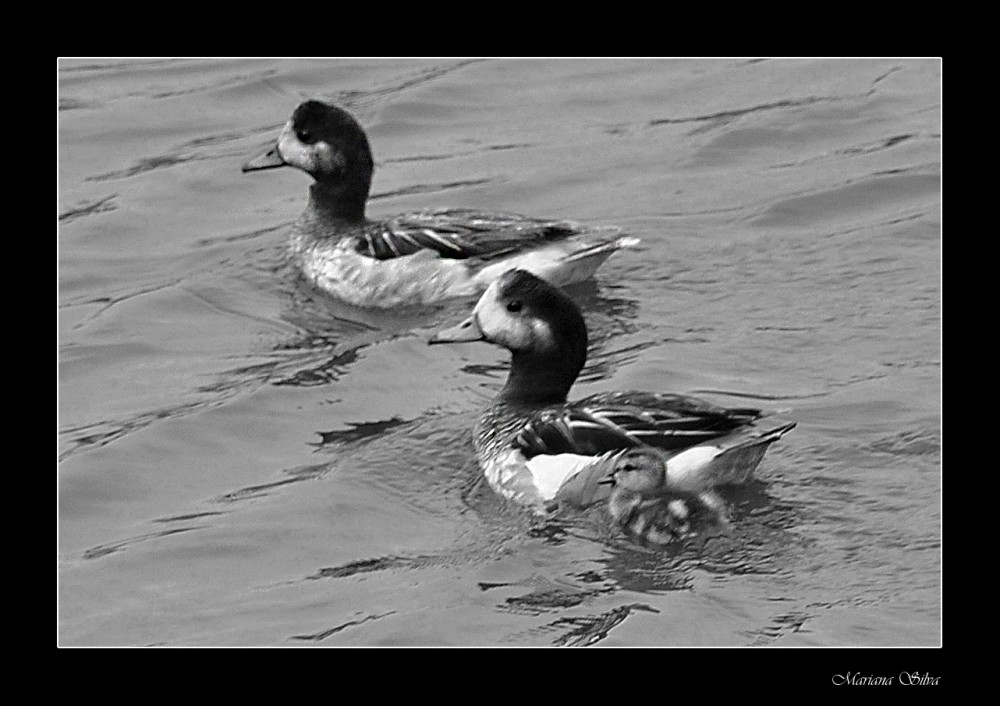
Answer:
[59,194,118,223]
[289,611,395,642]
[550,603,660,647]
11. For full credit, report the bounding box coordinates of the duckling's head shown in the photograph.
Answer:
[601,448,668,498]
[431,270,588,404]
[243,101,374,216]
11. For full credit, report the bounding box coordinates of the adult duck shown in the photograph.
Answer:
[243,100,636,308]
[429,269,795,526]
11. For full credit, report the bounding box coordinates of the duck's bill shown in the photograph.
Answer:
[429,315,485,344]
[242,145,286,172]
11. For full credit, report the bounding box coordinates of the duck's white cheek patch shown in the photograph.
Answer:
[529,319,556,352]
[473,282,509,340]
[277,123,317,172]
[506,322,539,350]
[313,142,345,175]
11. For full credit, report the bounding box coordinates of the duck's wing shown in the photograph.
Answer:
[353,209,611,261]
[515,391,763,459]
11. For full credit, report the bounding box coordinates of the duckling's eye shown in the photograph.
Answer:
[506,300,523,313]
[296,129,314,144]
[621,463,636,471]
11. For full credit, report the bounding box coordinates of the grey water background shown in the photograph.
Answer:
[58,58,941,647]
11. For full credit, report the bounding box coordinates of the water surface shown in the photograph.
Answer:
[58,58,941,647]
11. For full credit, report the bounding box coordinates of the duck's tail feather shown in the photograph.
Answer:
[664,421,796,492]
[728,421,798,452]
[472,233,638,290]
[704,421,797,486]
[537,235,639,288]
[564,235,641,263]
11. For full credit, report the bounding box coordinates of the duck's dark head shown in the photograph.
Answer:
[243,100,374,221]
[430,269,588,404]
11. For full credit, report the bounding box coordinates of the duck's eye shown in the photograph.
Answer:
[622,463,636,471]
[296,129,313,144]
[506,300,523,313]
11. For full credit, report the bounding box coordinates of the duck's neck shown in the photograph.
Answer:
[498,346,586,407]
[307,181,368,224]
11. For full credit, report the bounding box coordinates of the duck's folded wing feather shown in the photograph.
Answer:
[354,209,611,261]
[515,391,763,458]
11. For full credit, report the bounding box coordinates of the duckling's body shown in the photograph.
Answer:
[430,269,796,525]
[603,452,695,545]
[601,439,793,545]
[244,101,635,307]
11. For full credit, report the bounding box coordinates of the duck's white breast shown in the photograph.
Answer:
[296,241,477,307]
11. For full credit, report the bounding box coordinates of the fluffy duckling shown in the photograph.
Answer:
[243,100,636,307]
[598,448,696,545]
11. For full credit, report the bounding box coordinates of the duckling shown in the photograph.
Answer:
[243,100,636,307]
[598,448,695,545]
[430,269,796,519]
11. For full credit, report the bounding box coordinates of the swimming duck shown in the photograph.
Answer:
[242,100,637,308]
[429,269,796,522]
